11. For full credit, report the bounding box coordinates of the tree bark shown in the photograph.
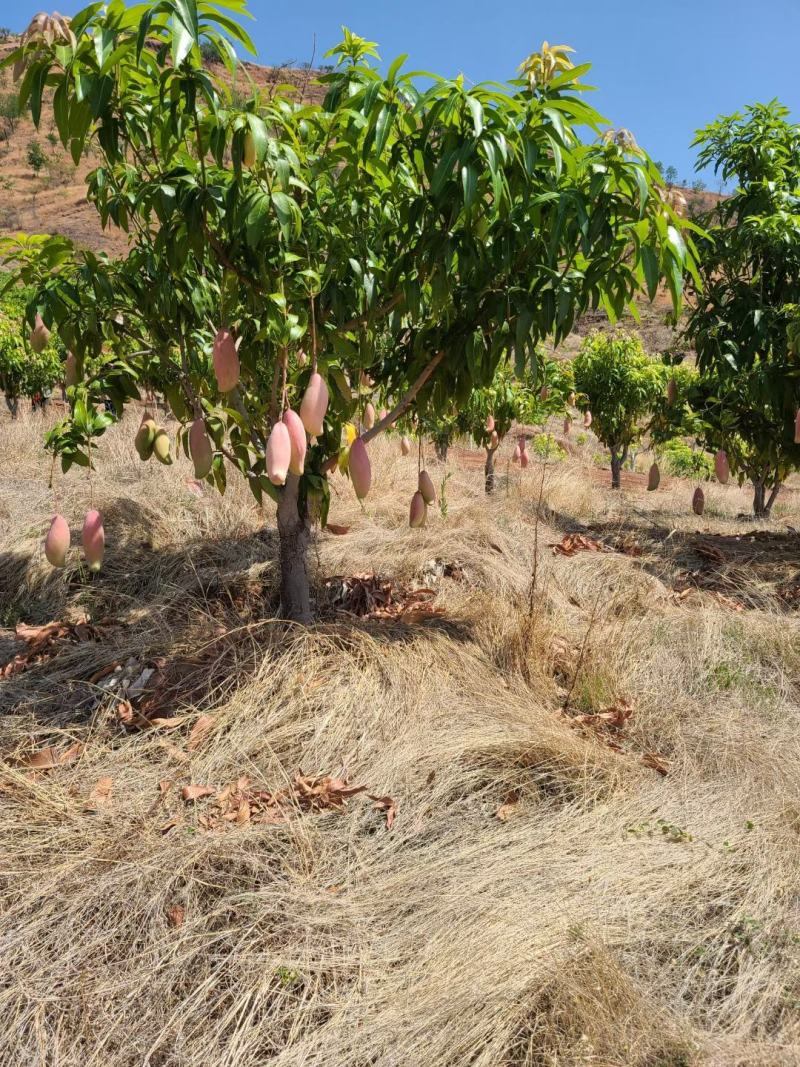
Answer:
[434,437,449,463]
[485,447,496,494]
[276,473,313,623]
[610,450,622,490]
[752,477,781,518]
[4,394,18,418]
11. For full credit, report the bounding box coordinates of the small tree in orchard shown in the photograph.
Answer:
[683,101,800,516]
[655,360,799,517]
[0,275,62,416]
[3,3,693,621]
[573,332,665,487]
[457,361,531,492]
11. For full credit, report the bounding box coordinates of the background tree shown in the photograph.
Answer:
[684,100,800,516]
[2,0,694,621]
[573,331,665,487]
[0,273,62,416]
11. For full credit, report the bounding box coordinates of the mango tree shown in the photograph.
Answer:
[2,1,694,621]
[684,101,800,516]
[0,274,62,416]
[573,331,666,487]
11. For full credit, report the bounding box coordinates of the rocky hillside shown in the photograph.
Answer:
[0,34,326,253]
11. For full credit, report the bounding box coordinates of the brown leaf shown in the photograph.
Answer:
[368,793,397,829]
[159,817,182,835]
[159,778,175,795]
[148,715,188,731]
[18,742,83,770]
[549,534,604,557]
[181,784,215,803]
[641,752,669,776]
[187,714,215,751]
[166,904,185,928]
[84,776,113,811]
[325,523,351,536]
[495,791,521,822]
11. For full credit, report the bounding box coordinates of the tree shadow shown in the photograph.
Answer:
[0,497,477,730]
[541,503,800,610]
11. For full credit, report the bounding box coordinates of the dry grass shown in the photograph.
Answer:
[2,407,800,1067]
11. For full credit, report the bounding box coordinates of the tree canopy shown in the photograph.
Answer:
[1,0,696,618]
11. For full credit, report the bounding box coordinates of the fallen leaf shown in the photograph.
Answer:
[187,714,215,751]
[18,742,83,770]
[549,534,605,557]
[166,904,185,928]
[159,817,182,834]
[148,715,189,732]
[495,791,521,822]
[641,752,669,776]
[182,784,216,802]
[368,793,397,829]
[85,776,113,811]
[325,523,351,536]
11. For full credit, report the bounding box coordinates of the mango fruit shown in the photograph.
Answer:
[189,418,214,479]
[692,487,705,516]
[30,313,50,353]
[348,437,372,500]
[647,462,660,491]
[282,408,307,476]
[135,414,157,461]
[213,327,240,393]
[266,422,292,486]
[82,510,105,572]
[418,470,435,505]
[409,490,426,528]
[153,429,172,465]
[300,372,329,437]
[714,449,729,485]
[44,514,70,568]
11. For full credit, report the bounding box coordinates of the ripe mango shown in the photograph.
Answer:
[409,490,426,528]
[213,327,240,393]
[44,514,70,568]
[348,437,372,499]
[82,509,105,572]
[300,372,329,437]
[418,470,435,505]
[189,418,214,479]
[266,422,291,486]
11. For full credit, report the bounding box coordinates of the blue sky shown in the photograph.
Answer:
[2,0,798,186]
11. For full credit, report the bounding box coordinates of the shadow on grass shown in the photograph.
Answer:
[0,500,476,728]
[539,504,800,611]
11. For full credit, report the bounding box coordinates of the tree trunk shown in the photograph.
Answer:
[434,437,449,463]
[4,393,18,418]
[610,450,622,490]
[485,447,496,494]
[276,473,313,623]
[752,477,781,518]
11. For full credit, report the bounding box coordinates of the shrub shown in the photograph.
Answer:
[530,433,566,461]
[661,439,713,479]
[26,139,45,175]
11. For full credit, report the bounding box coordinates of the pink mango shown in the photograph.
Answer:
[715,449,730,485]
[44,514,70,568]
[418,470,435,505]
[300,372,329,437]
[348,437,372,499]
[82,510,105,572]
[213,327,240,392]
[282,408,307,476]
[409,491,426,528]
[267,421,292,485]
[189,418,214,479]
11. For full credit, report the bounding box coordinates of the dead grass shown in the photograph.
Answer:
[2,407,800,1066]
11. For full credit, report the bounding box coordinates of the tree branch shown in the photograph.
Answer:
[320,349,445,473]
